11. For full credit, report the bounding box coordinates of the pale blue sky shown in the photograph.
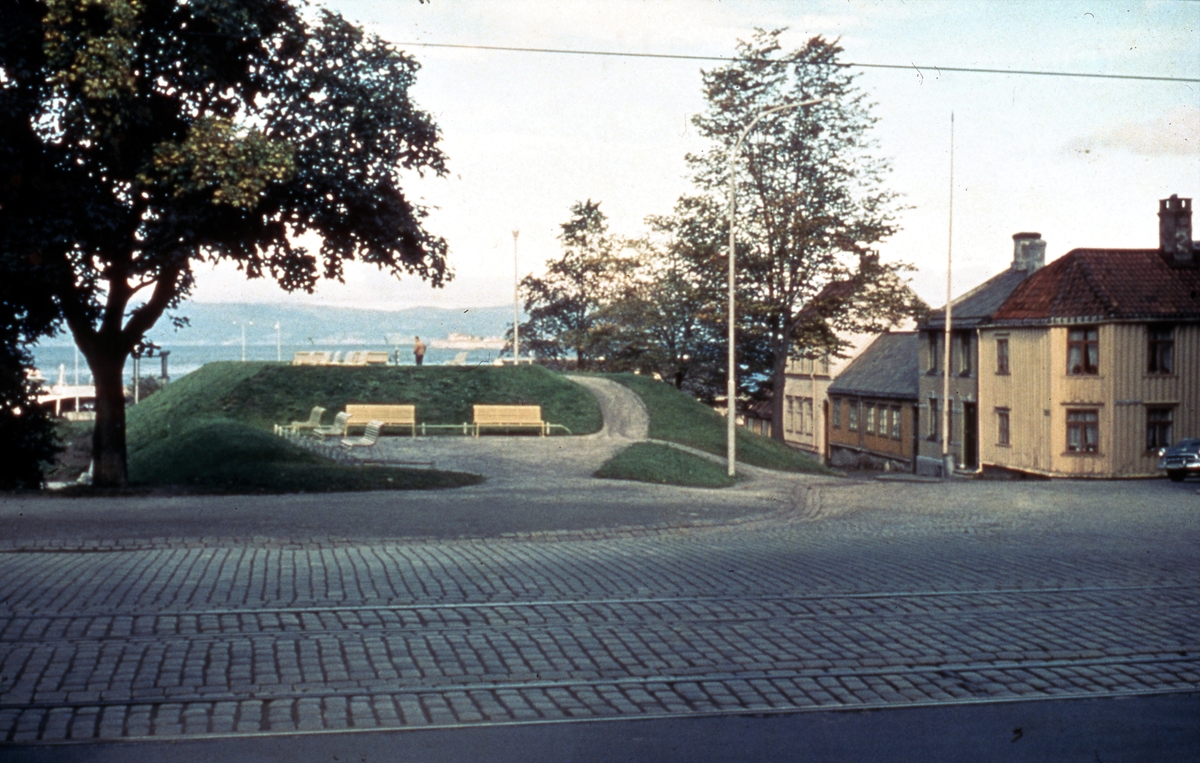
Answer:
[192,0,1200,313]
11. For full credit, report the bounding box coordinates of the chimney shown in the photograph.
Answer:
[1159,195,1194,265]
[1011,232,1046,273]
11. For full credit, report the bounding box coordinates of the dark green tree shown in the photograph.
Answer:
[0,0,448,486]
[680,30,924,440]
[518,201,636,370]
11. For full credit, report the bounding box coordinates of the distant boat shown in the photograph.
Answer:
[431,333,505,350]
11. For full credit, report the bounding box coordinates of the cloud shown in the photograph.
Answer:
[1065,105,1200,157]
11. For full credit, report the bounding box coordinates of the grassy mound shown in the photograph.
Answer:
[595,442,736,488]
[127,362,603,446]
[128,419,481,492]
[120,362,600,493]
[605,373,829,474]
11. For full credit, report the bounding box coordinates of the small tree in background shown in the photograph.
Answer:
[1,0,449,485]
[518,201,637,370]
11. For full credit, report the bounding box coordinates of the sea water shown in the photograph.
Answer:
[30,343,504,386]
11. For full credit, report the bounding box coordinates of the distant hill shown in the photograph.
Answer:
[39,302,517,347]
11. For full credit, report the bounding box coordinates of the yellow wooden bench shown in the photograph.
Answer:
[473,404,546,437]
[345,404,416,436]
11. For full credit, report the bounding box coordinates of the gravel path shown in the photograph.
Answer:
[365,374,651,487]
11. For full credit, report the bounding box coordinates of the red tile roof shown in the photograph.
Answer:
[992,249,1200,323]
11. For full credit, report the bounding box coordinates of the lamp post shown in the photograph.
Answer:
[726,97,827,477]
[234,320,253,362]
[275,321,282,362]
[512,230,520,363]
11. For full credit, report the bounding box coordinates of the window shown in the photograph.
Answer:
[1066,409,1099,453]
[848,401,859,432]
[891,406,902,439]
[831,398,841,429]
[958,331,972,375]
[1147,408,1173,450]
[927,333,939,372]
[818,355,830,376]
[804,398,814,435]
[1067,328,1099,375]
[865,404,876,435]
[996,338,1010,375]
[928,398,939,439]
[797,397,807,434]
[786,397,795,432]
[997,409,1010,446]
[1148,326,1174,374]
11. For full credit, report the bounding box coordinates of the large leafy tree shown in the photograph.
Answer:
[681,30,923,440]
[0,0,448,485]
[518,200,636,370]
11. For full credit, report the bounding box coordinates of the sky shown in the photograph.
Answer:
[190,0,1200,314]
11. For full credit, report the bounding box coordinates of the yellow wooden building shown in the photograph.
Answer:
[978,196,1200,478]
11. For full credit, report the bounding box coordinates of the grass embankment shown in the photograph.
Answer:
[124,362,600,492]
[605,373,829,474]
[595,442,735,488]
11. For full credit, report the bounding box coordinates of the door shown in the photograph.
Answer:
[963,402,978,469]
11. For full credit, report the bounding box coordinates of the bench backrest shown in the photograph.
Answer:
[345,404,416,426]
[473,404,543,425]
[360,420,383,443]
[294,406,326,426]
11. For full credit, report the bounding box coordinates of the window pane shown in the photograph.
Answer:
[1068,346,1082,374]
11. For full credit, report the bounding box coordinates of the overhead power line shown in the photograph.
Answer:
[397,41,1200,84]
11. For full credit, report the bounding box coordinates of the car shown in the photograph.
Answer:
[1158,438,1200,482]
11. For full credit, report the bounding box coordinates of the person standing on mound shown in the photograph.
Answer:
[413,336,426,366]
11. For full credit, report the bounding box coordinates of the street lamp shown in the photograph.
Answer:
[727,97,827,477]
[233,320,253,362]
[512,230,520,363]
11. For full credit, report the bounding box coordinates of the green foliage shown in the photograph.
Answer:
[128,418,480,492]
[595,441,735,488]
[126,362,603,452]
[518,200,639,369]
[606,373,828,474]
[1,0,449,485]
[0,338,61,490]
[673,30,926,434]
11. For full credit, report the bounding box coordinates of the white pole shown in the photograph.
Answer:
[512,230,520,362]
[275,321,281,362]
[241,323,247,362]
[942,112,955,476]
[727,97,827,477]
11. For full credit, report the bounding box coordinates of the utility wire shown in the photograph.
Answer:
[397,41,1200,84]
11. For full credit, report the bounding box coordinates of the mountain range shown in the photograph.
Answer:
[38,303,517,347]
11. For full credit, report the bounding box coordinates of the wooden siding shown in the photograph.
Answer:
[827,396,916,462]
[980,321,1200,477]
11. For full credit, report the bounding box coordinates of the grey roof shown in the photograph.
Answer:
[827,332,919,400]
[921,268,1031,330]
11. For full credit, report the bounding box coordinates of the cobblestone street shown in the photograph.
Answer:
[1,476,1197,749]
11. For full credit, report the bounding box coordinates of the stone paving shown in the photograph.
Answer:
[1,475,1197,743]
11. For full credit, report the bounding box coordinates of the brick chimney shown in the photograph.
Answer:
[1159,195,1194,265]
[1011,232,1046,273]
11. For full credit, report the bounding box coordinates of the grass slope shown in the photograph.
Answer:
[128,362,602,446]
[605,373,829,474]
[128,419,480,492]
[123,362,600,492]
[595,442,735,488]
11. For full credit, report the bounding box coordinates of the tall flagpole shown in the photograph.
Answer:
[941,112,954,477]
[512,230,520,362]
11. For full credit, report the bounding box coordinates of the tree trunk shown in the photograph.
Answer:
[89,350,129,487]
[770,341,790,442]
